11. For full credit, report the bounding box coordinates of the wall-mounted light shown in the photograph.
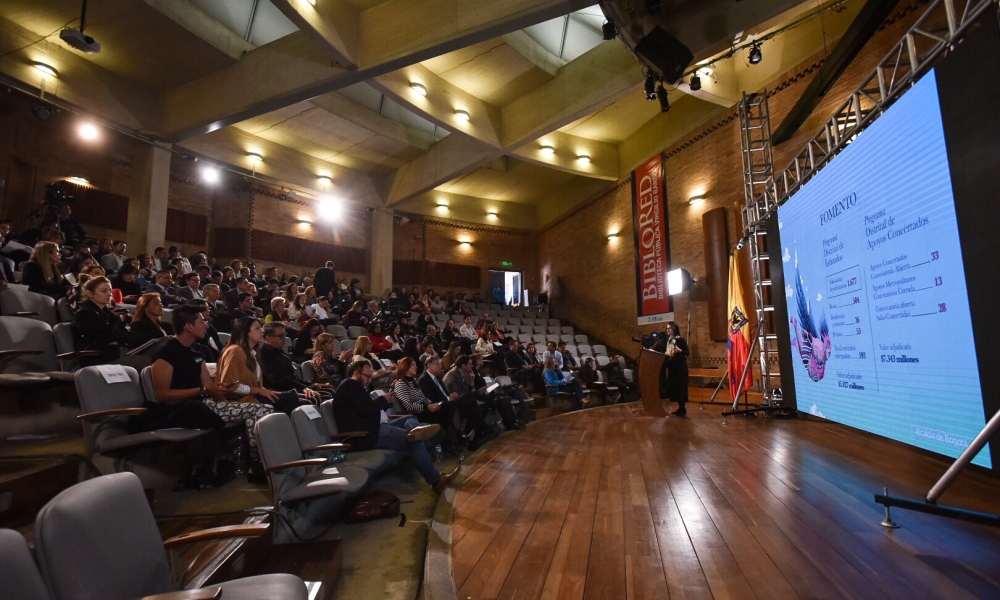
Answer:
[607,232,620,240]
[66,176,89,186]
[77,122,99,141]
[688,194,707,206]
[409,82,427,96]
[539,144,555,155]
[454,109,470,122]
[576,154,591,162]
[307,0,317,6]
[317,174,333,184]
[201,166,220,184]
[296,218,312,225]
[246,152,263,162]
[31,61,58,77]
[486,210,498,219]
[458,240,472,247]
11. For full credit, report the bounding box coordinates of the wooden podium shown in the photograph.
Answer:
[636,348,668,417]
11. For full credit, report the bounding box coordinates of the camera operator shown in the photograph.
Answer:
[55,203,87,246]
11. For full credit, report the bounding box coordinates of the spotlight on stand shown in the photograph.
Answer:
[689,74,701,91]
[748,41,763,65]
[644,74,657,101]
[602,19,617,40]
[656,84,670,113]
[666,267,697,338]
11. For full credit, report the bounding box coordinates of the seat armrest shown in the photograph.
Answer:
[265,458,328,473]
[0,349,44,359]
[302,442,349,453]
[56,350,103,360]
[138,587,223,600]
[12,311,41,317]
[163,523,270,549]
[330,430,368,441]
[77,407,148,421]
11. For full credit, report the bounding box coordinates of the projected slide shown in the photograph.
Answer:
[778,71,990,467]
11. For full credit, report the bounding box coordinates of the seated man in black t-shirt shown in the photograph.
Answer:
[150,304,272,466]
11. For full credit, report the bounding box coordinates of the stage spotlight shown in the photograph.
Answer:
[689,75,701,91]
[748,42,763,65]
[602,19,617,40]
[317,196,342,221]
[644,74,657,101]
[78,122,99,141]
[657,84,670,113]
[201,166,220,184]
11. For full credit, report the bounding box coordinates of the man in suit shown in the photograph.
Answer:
[224,277,253,309]
[202,284,231,332]
[314,261,336,298]
[100,240,127,275]
[176,273,205,301]
[144,270,182,306]
[504,339,543,393]
[259,322,328,401]
[364,300,379,323]
[441,355,493,450]
[333,361,455,492]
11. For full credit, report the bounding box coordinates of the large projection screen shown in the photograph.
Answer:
[774,20,1000,469]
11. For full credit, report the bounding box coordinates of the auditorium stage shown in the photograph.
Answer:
[434,403,1000,600]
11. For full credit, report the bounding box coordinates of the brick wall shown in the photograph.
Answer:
[538,2,933,361]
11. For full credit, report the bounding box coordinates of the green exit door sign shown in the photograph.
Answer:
[501,261,513,267]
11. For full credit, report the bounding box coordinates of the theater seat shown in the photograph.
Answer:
[292,403,399,476]
[0,287,58,325]
[0,316,95,385]
[33,472,308,600]
[0,528,50,600]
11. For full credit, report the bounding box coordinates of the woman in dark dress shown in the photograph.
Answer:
[71,276,130,365]
[21,241,71,299]
[111,263,143,304]
[664,321,690,416]
[129,292,173,349]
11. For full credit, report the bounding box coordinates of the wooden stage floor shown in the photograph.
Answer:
[446,403,1000,600]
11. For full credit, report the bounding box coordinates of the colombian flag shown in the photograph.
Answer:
[728,249,753,400]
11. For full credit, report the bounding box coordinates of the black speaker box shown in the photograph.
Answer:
[634,26,694,84]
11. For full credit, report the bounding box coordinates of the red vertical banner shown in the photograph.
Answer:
[631,155,673,326]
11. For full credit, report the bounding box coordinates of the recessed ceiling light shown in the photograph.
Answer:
[410,82,427,96]
[539,144,555,154]
[576,154,591,162]
[454,109,470,122]
[201,166,220,184]
[246,152,263,162]
[31,61,58,77]
[78,122,99,141]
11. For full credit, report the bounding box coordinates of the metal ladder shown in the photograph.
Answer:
[738,92,780,406]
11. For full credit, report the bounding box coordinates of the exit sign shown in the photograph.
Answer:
[501,260,513,267]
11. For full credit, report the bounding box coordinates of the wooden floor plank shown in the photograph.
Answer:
[443,405,1000,600]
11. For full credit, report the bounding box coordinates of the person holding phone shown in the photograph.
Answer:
[216,317,304,415]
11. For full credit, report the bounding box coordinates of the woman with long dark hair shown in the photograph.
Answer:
[664,320,690,416]
[291,318,323,359]
[129,293,172,349]
[217,317,301,415]
[368,321,403,362]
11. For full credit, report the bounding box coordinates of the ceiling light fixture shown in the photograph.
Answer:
[454,109,470,122]
[539,144,555,154]
[657,84,670,113]
[246,152,263,162]
[78,122,99,141]
[689,75,701,91]
[31,61,58,77]
[602,19,617,40]
[576,154,591,162]
[409,81,427,96]
[644,74,657,101]
[748,41,763,65]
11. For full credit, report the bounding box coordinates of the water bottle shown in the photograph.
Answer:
[458,454,465,465]
[232,435,247,475]
[434,444,443,464]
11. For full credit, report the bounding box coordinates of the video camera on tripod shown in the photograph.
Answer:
[373,301,407,325]
[29,181,76,227]
[631,332,662,349]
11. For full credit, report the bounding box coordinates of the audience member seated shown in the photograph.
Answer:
[577,357,599,390]
[415,307,433,335]
[441,318,459,346]
[258,322,328,402]
[292,318,323,359]
[287,293,306,321]
[0,219,34,266]
[424,324,443,355]
[136,253,155,280]
[543,357,585,410]
[232,291,260,320]
[343,300,368,328]
[442,355,494,450]
[264,296,290,324]
[470,353,523,430]
[99,240,127,275]
[145,270,183,306]
[167,245,192,273]
[475,331,495,357]
[186,299,223,361]
[412,356,464,448]
[311,332,351,385]
[524,342,542,366]
[111,263,143,304]
[419,335,440,365]
[368,322,402,361]
[392,356,450,430]
[459,316,478,342]
[304,297,338,325]
[175,272,204,301]
[202,283,231,332]
[71,276,130,366]
[21,241,71,298]
[542,341,564,370]
[385,322,406,354]
[65,253,98,286]
[363,300,379,323]
[559,341,578,369]
[504,339,543,393]
[601,353,636,398]
[488,321,508,345]
[402,337,425,376]
[217,316,302,416]
[441,341,462,371]
[223,277,252,308]
[54,202,86,245]
[352,336,396,383]
[129,293,172,349]
[333,361,457,493]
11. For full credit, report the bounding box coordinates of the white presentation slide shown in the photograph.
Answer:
[778,70,990,467]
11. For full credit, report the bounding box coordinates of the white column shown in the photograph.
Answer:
[127,143,171,253]
[369,209,394,296]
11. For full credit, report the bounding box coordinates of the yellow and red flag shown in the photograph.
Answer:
[727,249,753,400]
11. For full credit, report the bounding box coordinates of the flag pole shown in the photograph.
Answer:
[731,319,761,411]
